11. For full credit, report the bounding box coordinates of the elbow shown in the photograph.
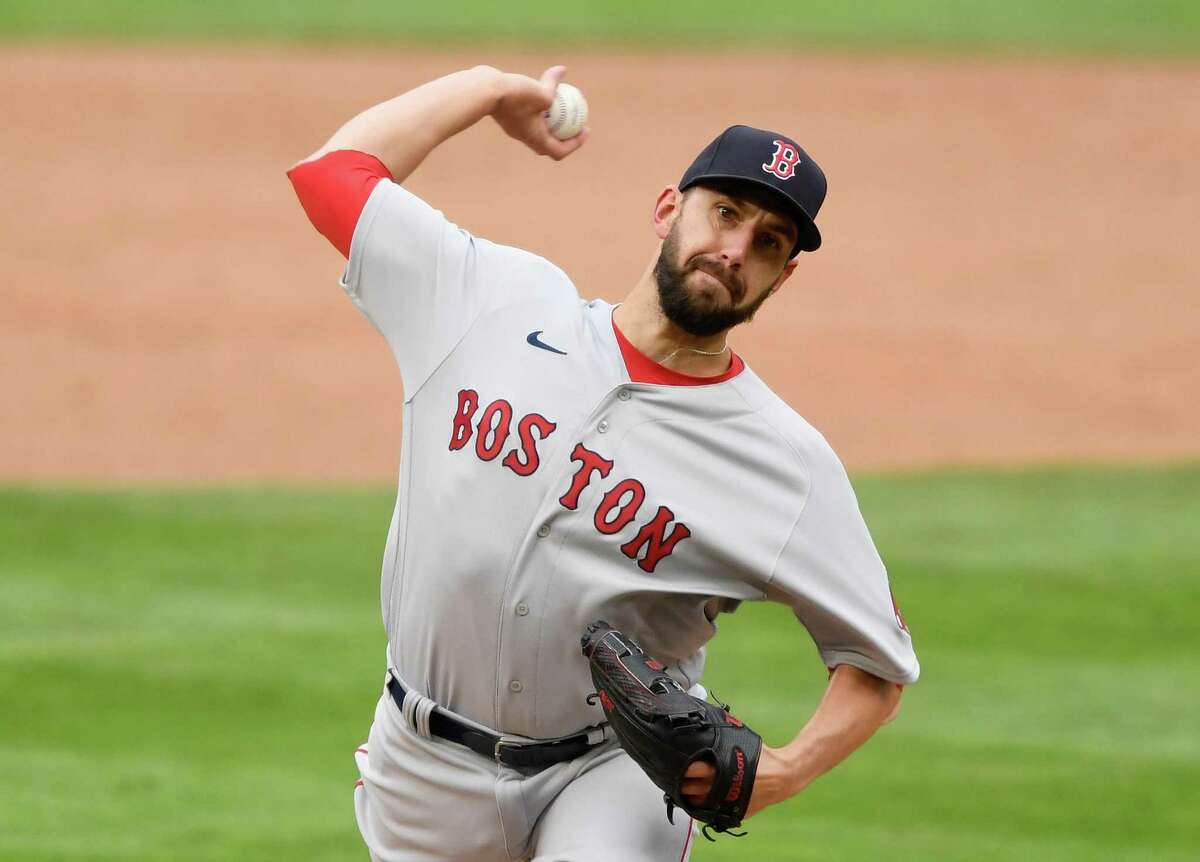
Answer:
[882,684,903,725]
[829,665,905,725]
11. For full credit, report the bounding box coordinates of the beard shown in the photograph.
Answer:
[653,224,774,338]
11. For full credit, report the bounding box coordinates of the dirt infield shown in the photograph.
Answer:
[2,44,1196,482]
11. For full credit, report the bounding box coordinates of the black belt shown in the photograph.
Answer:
[386,674,606,769]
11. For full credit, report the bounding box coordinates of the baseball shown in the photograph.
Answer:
[544,83,588,140]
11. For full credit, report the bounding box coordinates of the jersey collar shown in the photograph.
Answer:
[610,310,745,386]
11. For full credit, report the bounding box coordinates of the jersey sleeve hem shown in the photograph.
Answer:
[820,648,920,686]
[339,178,394,301]
[287,149,392,258]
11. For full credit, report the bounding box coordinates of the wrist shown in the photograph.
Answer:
[476,66,518,114]
[770,741,817,797]
[749,744,806,814]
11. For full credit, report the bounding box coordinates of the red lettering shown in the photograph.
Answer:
[620,506,691,573]
[448,389,479,450]
[501,413,557,477]
[724,749,746,802]
[594,478,646,535]
[474,399,513,461]
[558,443,614,510]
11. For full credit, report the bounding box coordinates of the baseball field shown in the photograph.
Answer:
[2,3,1198,861]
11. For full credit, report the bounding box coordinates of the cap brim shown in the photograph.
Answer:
[681,173,822,255]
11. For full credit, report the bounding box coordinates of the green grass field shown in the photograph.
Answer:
[2,0,1199,55]
[2,464,1197,861]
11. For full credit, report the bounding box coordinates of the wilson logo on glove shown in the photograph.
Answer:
[724,749,746,802]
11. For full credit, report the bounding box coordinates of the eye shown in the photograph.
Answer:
[716,204,736,221]
[757,233,782,251]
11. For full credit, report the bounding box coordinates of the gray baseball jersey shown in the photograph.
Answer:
[341,179,919,742]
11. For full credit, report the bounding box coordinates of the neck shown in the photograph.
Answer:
[614,262,733,377]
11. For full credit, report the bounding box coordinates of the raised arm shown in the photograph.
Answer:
[287,64,589,258]
[292,64,589,181]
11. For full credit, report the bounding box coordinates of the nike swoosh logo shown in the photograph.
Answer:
[526,330,568,355]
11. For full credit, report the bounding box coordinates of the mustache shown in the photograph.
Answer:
[688,257,743,302]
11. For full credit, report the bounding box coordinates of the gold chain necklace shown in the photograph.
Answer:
[657,343,730,365]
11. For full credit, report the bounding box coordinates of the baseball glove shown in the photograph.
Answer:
[580,620,762,839]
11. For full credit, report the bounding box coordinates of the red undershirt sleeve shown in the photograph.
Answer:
[286,150,394,259]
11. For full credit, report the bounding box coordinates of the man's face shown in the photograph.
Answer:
[653,184,798,338]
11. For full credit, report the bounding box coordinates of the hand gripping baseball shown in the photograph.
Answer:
[491,65,590,161]
[581,621,762,840]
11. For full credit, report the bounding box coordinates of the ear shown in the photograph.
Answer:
[770,258,799,294]
[652,186,682,241]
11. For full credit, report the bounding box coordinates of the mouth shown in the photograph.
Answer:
[692,265,741,303]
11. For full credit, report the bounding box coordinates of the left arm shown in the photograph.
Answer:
[683,664,903,817]
[682,430,918,818]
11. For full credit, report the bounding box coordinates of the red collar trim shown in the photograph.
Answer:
[611,317,745,386]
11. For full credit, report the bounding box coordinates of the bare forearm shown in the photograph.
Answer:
[785,665,899,786]
[753,666,902,811]
[300,65,504,182]
[292,64,586,185]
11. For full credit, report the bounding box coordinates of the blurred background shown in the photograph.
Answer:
[2,2,1197,860]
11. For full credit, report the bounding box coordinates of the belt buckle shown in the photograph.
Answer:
[493,736,522,765]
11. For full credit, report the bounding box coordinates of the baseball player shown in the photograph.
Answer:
[287,64,918,861]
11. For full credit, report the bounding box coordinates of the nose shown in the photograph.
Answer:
[718,226,754,269]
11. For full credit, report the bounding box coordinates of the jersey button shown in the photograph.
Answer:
[509,680,524,693]
[597,420,610,433]
[536,523,551,538]
[618,389,632,401]
[515,602,529,616]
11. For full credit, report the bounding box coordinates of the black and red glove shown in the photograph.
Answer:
[581,620,762,839]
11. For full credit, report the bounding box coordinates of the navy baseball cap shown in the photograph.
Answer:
[679,125,827,256]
